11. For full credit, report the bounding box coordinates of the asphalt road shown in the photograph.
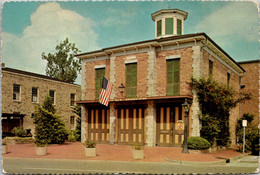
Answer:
[2,157,259,174]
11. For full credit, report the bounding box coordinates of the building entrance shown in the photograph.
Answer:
[117,106,145,145]
[156,104,184,147]
[87,107,110,143]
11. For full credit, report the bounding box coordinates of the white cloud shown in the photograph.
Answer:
[194,2,258,48]
[101,7,137,27]
[2,2,99,77]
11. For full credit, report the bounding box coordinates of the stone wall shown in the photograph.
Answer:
[1,69,81,134]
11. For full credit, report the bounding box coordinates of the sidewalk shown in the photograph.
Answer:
[2,142,245,163]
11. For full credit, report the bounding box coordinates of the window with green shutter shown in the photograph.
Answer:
[165,18,173,35]
[227,72,230,87]
[126,63,137,98]
[167,59,180,96]
[157,20,162,37]
[177,19,182,35]
[95,68,105,100]
[209,60,213,80]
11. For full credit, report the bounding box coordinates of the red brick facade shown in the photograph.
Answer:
[239,60,259,125]
[77,33,244,147]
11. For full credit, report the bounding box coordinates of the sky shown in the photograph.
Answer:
[1,1,259,84]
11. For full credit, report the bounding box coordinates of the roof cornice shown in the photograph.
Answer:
[76,33,245,74]
[151,9,188,21]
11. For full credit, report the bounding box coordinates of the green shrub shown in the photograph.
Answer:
[33,96,68,145]
[68,130,77,142]
[84,140,96,148]
[187,137,211,150]
[71,105,81,141]
[191,78,251,146]
[11,127,27,137]
[133,143,143,150]
[74,117,81,141]
[236,113,259,154]
[251,135,260,155]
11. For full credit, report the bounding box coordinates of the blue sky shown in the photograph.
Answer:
[1,1,259,84]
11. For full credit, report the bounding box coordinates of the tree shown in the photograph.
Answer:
[33,96,68,145]
[42,38,81,83]
[191,78,251,146]
[236,113,259,154]
[71,104,81,141]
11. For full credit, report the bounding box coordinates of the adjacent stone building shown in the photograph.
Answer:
[76,9,245,147]
[238,60,259,125]
[1,66,81,136]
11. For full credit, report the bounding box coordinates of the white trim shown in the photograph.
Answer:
[174,17,177,35]
[203,47,241,76]
[125,59,137,64]
[126,55,136,60]
[94,65,106,69]
[209,55,213,61]
[3,71,81,87]
[166,55,181,60]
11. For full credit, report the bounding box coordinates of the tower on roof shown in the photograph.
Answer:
[151,9,188,39]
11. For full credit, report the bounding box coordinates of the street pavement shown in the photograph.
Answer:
[2,143,259,174]
[2,156,259,174]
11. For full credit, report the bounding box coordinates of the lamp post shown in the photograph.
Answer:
[182,98,190,154]
[118,83,125,94]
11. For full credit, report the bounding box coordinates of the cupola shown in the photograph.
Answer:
[151,9,188,39]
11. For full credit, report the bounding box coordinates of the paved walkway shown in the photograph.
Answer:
[3,142,244,163]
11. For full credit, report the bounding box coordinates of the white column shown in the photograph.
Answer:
[191,45,202,137]
[109,103,116,144]
[162,18,165,36]
[110,54,116,99]
[146,101,156,146]
[81,59,87,143]
[173,17,177,35]
[147,47,156,97]
[81,106,86,143]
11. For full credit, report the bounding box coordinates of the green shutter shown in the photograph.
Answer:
[227,72,230,87]
[126,63,137,98]
[177,19,182,35]
[165,18,173,35]
[209,60,213,80]
[157,20,162,37]
[95,68,105,99]
[167,59,180,96]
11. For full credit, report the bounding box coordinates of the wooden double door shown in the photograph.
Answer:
[88,107,110,144]
[117,106,145,145]
[156,104,184,147]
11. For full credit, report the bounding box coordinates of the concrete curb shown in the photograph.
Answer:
[164,157,226,165]
[229,153,250,163]
[164,153,251,165]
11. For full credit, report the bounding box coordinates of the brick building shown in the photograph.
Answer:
[238,60,259,125]
[1,66,81,136]
[76,9,245,147]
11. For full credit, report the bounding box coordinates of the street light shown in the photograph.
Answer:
[182,98,190,153]
[118,83,125,94]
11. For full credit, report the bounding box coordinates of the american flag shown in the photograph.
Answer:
[99,77,112,106]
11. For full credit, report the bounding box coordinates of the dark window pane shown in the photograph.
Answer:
[157,20,162,37]
[177,19,182,35]
[167,59,180,96]
[126,63,137,98]
[95,68,105,100]
[13,84,20,100]
[165,18,173,35]
[32,88,38,102]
